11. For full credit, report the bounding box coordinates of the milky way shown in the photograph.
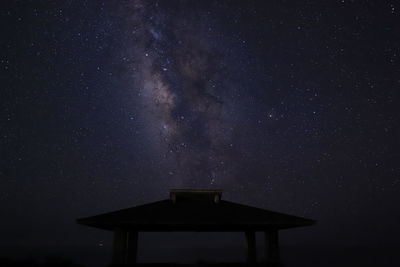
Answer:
[121,0,240,187]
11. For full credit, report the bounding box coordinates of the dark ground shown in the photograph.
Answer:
[0,245,398,267]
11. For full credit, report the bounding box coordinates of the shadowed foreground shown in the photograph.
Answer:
[109,264,278,267]
[1,245,399,267]
[0,256,85,267]
[0,258,278,267]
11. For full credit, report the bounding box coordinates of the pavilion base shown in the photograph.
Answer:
[110,230,281,266]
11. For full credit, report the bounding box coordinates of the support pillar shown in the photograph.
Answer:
[126,231,138,265]
[265,230,280,265]
[245,231,257,263]
[113,228,128,265]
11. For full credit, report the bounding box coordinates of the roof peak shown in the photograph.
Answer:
[169,189,222,203]
[170,189,222,193]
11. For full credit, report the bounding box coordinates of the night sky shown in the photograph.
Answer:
[1,0,400,266]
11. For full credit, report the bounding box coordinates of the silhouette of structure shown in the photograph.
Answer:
[77,189,315,266]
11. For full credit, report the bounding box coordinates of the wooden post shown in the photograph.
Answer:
[126,231,139,265]
[245,231,257,263]
[265,230,280,264]
[113,228,128,265]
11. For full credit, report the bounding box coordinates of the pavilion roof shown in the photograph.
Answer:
[77,190,315,231]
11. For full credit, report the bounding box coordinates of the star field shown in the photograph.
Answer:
[1,0,400,265]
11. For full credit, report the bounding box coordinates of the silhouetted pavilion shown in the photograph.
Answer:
[77,189,315,265]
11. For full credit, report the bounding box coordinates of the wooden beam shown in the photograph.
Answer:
[245,231,257,263]
[265,230,280,264]
[126,231,139,264]
[112,228,128,264]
